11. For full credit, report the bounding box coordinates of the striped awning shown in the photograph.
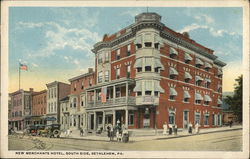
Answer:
[185,53,193,61]
[169,67,178,75]
[195,75,203,81]
[184,72,192,79]
[154,58,164,70]
[135,35,142,44]
[170,47,178,55]
[170,88,177,96]
[134,58,142,68]
[154,81,164,93]
[204,95,212,102]
[218,98,223,105]
[184,90,191,98]
[205,62,212,68]
[134,81,142,92]
[195,93,203,100]
[195,58,204,65]
[205,78,211,83]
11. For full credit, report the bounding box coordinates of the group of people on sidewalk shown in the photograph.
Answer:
[162,122,201,135]
[106,120,129,143]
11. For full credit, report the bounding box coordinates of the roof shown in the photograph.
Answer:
[46,81,70,87]
[68,71,95,82]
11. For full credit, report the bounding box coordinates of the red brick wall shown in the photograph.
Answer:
[32,90,47,116]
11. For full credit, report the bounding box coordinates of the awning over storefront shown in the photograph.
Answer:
[204,95,212,102]
[184,72,192,79]
[170,88,177,96]
[184,53,193,61]
[169,67,178,75]
[145,58,153,67]
[135,35,142,44]
[45,117,56,121]
[195,58,204,65]
[205,62,212,68]
[170,47,178,55]
[133,81,142,92]
[218,98,223,105]
[134,58,143,68]
[195,93,203,100]
[154,81,164,93]
[154,58,164,70]
[195,75,203,81]
[184,90,191,98]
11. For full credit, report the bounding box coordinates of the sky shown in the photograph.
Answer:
[9,7,243,93]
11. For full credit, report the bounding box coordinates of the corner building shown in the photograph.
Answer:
[87,12,226,130]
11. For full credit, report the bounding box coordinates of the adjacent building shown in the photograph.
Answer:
[9,88,35,130]
[86,12,226,131]
[46,81,70,124]
[60,68,95,130]
[31,90,47,125]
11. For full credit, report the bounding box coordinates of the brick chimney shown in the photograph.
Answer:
[88,68,93,73]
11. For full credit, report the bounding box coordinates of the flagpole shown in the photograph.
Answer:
[19,62,20,90]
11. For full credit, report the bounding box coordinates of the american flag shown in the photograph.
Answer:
[20,63,28,71]
[101,86,107,103]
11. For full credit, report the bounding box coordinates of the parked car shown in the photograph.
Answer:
[40,124,61,138]
[26,124,46,136]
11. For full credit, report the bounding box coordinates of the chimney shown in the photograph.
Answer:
[29,88,34,92]
[88,68,93,73]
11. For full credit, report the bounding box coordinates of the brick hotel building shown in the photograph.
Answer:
[85,12,226,131]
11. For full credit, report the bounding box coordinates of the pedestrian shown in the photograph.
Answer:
[110,124,114,141]
[168,124,173,135]
[195,122,200,134]
[163,122,168,135]
[80,127,84,136]
[174,124,178,135]
[188,122,193,134]
[229,120,233,128]
[66,128,71,137]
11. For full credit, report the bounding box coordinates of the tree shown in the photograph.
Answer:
[225,75,242,122]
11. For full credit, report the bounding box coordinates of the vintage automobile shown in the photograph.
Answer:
[40,124,61,138]
[26,124,46,136]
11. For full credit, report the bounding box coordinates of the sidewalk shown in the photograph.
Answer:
[60,125,242,142]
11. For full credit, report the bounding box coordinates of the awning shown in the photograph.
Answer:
[154,58,164,70]
[185,53,193,61]
[184,72,192,79]
[133,81,142,92]
[145,81,153,91]
[195,93,203,100]
[154,81,164,93]
[205,62,212,68]
[170,48,178,55]
[218,69,223,75]
[169,67,178,75]
[195,75,203,81]
[184,90,191,98]
[170,88,177,96]
[195,58,204,65]
[217,98,223,105]
[204,95,212,102]
[134,58,142,68]
[205,78,211,83]
[145,58,153,67]
[45,117,57,121]
[135,35,142,44]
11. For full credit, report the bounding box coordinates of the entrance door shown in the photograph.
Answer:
[90,114,94,130]
[183,111,189,129]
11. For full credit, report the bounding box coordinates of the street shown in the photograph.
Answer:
[8,129,242,151]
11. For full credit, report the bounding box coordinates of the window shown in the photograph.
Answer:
[81,81,84,89]
[126,65,131,78]
[145,66,151,72]
[195,99,202,104]
[205,81,210,88]
[204,101,209,105]
[116,88,121,98]
[169,67,178,79]
[98,71,103,83]
[116,68,120,79]
[74,83,76,91]
[74,117,76,126]
[204,113,209,125]
[195,76,203,86]
[127,45,131,56]
[137,67,142,72]
[89,78,92,86]
[54,102,57,112]
[51,102,53,112]
[144,42,152,47]
[137,91,142,96]
[105,71,109,82]
[169,88,177,100]
[145,91,152,95]
[184,98,189,102]
[105,52,109,62]
[51,89,53,98]
[116,49,120,60]
[168,112,175,124]
[169,95,175,100]
[98,53,103,64]
[212,114,215,126]
[73,98,77,107]
[81,96,85,107]
[128,113,134,125]
[54,88,56,98]
[195,113,201,125]
[154,91,159,97]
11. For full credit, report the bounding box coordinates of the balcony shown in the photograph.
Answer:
[87,96,136,109]
[136,96,159,105]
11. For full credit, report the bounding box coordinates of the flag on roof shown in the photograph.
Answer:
[20,63,28,71]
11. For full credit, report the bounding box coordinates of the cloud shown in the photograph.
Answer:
[18,21,45,28]
[194,14,214,24]
[31,63,39,67]
[120,8,143,17]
